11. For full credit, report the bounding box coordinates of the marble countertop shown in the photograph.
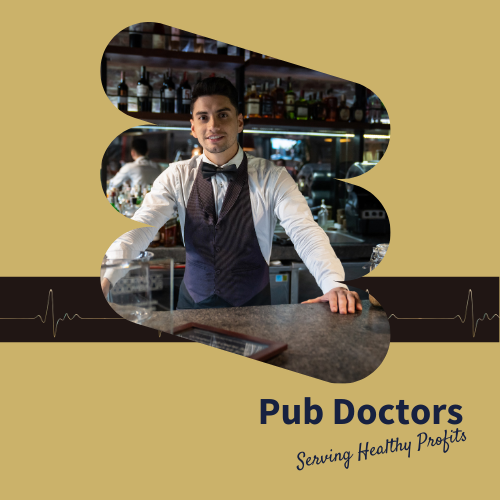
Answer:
[143,300,390,383]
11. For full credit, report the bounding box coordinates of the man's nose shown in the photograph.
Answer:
[207,115,220,130]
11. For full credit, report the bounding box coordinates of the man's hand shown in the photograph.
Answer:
[101,278,111,298]
[301,287,362,314]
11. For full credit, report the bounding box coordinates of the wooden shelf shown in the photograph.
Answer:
[105,47,351,82]
[244,58,347,82]
[104,46,244,72]
[116,111,390,133]
[244,117,390,133]
[121,111,192,127]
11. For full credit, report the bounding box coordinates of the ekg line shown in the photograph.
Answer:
[378,289,499,338]
[0,289,123,338]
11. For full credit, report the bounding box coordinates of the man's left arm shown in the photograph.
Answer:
[273,169,362,314]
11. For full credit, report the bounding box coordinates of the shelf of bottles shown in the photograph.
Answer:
[105,23,389,133]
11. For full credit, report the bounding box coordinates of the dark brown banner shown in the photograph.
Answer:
[346,277,499,342]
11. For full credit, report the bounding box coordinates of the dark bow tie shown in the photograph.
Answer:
[201,162,238,181]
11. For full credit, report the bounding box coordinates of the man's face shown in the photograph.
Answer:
[190,95,243,156]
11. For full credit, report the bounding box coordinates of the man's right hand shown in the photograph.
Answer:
[101,278,111,298]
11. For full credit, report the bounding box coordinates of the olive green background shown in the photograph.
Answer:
[1,0,499,498]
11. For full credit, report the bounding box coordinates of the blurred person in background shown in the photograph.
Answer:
[108,137,162,189]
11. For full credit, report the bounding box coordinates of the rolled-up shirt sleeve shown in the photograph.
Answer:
[273,169,348,294]
[104,167,179,285]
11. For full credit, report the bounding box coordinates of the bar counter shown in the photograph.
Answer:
[143,300,390,383]
[148,238,386,262]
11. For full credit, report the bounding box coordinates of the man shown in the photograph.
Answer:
[103,78,361,314]
[108,137,162,189]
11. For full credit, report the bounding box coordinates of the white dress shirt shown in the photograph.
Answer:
[108,156,162,189]
[105,146,347,293]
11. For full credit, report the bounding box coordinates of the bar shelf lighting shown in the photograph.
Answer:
[132,126,389,140]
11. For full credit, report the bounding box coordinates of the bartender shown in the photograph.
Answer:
[103,78,361,314]
[108,137,162,189]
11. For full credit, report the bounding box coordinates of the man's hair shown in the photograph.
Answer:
[131,137,148,156]
[190,77,239,114]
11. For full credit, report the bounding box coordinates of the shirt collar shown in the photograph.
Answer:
[200,145,243,170]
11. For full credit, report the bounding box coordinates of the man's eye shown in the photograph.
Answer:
[220,113,227,118]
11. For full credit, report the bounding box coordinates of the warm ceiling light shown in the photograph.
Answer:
[243,130,355,138]
[364,134,390,139]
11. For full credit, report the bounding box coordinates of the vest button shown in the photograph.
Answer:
[216,269,221,275]
[214,289,220,294]
[215,246,221,252]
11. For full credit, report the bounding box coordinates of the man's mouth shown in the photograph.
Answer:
[207,135,224,142]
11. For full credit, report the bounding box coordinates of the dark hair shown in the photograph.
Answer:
[131,137,148,156]
[190,77,239,114]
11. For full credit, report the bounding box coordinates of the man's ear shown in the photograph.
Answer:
[237,113,244,133]
[190,119,198,138]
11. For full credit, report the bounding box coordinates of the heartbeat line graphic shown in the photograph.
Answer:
[379,289,499,338]
[0,289,123,338]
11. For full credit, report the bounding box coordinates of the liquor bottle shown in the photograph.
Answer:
[271,78,285,119]
[295,90,308,120]
[147,71,153,112]
[308,93,316,120]
[195,72,202,86]
[245,83,261,118]
[350,96,365,123]
[194,34,205,53]
[367,93,381,124]
[110,192,120,212]
[337,94,350,122]
[169,27,181,51]
[250,51,261,58]
[260,82,274,118]
[129,24,142,48]
[313,91,325,120]
[177,72,192,114]
[317,199,329,229]
[163,218,178,247]
[217,40,228,55]
[150,225,164,248]
[324,90,337,122]
[136,187,144,206]
[285,78,296,120]
[161,69,176,113]
[117,71,128,112]
[152,23,166,49]
[380,99,388,123]
[137,66,150,112]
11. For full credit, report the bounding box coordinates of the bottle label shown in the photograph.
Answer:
[285,94,295,105]
[118,96,127,104]
[354,109,363,121]
[297,106,308,117]
[245,100,260,115]
[152,34,165,49]
[261,101,273,115]
[196,35,204,44]
[340,108,350,121]
[137,85,149,97]
[171,28,180,41]
[182,88,191,105]
[164,89,175,99]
